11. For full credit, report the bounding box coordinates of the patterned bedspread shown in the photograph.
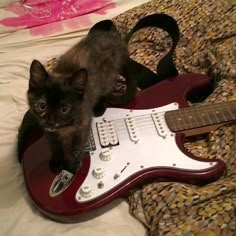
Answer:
[111,0,236,235]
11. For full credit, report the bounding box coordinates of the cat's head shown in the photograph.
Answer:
[28,60,87,132]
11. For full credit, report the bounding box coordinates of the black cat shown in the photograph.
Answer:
[21,29,137,173]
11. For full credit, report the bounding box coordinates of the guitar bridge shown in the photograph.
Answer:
[96,120,119,148]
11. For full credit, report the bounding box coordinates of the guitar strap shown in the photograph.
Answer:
[89,13,180,89]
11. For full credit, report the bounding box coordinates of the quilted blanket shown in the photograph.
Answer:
[112,0,236,235]
[44,0,236,235]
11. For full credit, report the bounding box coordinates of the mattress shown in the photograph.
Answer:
[0,1,150,236]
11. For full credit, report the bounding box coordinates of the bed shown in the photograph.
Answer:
[0,0,235,236]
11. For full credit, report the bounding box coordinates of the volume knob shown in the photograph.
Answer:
[99,148,112,161]
[92,166,105,179]
[79,184,93,198]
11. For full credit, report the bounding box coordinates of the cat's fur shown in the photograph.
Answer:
[27,30,137,173]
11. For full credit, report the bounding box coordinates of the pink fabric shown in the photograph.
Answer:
[0,0,115,35]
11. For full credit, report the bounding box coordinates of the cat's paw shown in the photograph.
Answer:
[93,105,106,117]
[64,162,81,174]
[93,97,108,117]
[64,152,83,174]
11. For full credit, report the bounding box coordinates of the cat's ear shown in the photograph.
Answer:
[29,60,48,88]
[70,69,88,94]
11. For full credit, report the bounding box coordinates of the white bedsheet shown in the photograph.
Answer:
[0,1,150,235]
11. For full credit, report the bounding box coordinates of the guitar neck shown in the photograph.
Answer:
[165,100,236,133]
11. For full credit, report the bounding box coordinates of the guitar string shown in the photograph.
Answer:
[90,117,158,146]
[91,109,233,139]
[92,115,161,135]
[93,113,203,135]
[94,104,236,131]
[89,115,171,150]
[91,120,158,137]
[88,103,236,150]
[92,103,236,129]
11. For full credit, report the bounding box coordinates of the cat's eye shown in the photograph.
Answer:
[37,101,47,112]
[60,105,71,114]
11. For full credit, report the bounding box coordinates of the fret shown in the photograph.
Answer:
[165,100,236,132]
[176,111,188,130]
[221,108,227,122]
[182,109,201,128]
[169,110,178,131]
[199,112,207,126]
[213,110,220,123]
[192,108,208,126]
[168,110,183,130]
[165,110,194,131]
[202,112,212,125]
[225,102,236,119]
[205,109,222,124]
[226,105,234,119]
[222,107,233,121]
[193,113,201,127]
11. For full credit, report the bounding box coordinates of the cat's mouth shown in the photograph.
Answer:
[43,121,74,132]
[45,127,58,133]
[44,123,71,132]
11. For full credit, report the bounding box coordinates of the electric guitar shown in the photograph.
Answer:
[22,74,235,223]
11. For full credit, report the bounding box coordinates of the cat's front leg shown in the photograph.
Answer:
[46,133,64,172]
[66,148,83,174]
[70,134,88,173]
[57,130,83,173]
[93,96,108,117]
[66,120,91,173]
[63,140,83,174]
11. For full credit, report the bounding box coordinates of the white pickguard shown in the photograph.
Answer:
[74,103,217,203]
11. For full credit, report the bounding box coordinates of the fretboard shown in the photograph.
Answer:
[165,100,236,132]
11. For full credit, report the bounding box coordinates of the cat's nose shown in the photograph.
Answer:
[47,117,55,127]
[47,122,55,128]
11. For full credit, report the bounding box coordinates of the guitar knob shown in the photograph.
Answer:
[99,148,112,161]
[79,184,93,198]
[92,166,105,179]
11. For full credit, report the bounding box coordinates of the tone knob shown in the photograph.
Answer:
[92,166,105,179]
[99,148,112,161]
[79,184,93,198]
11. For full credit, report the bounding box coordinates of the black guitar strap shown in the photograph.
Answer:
[89,13,180,89]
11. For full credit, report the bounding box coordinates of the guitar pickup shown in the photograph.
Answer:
[152,112,168,137]
[96,120,119,148]
[125,116,140,143]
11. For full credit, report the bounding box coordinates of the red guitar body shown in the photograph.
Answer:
[22,74,226,222]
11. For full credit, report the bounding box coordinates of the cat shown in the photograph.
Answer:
[27,29,137,173]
